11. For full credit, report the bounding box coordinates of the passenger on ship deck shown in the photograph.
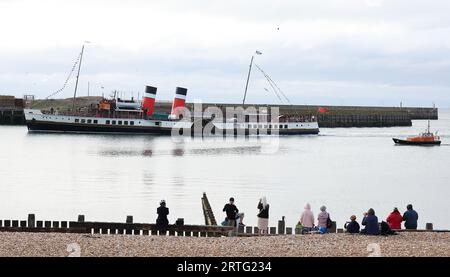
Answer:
[386,207,403,230]
[223,197,239,227]
[403,204,419,230]
[361,208,380,235]
[344,215,360,234]
[156,200,169,230]
[257,197,270,235]
[317,205,330,234]
[299,203,314,234]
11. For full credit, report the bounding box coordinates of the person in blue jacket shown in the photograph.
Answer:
[361,208,379,235]
[403,204,419,230]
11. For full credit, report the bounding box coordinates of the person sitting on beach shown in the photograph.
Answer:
[361,208,380,235]
[257,197,270,235]
[156,200,169,230]
[386,207,403,230]
[344,215,360,234]
[403,204,419,230]
[317,205,330,234]
[223,197,239,227]
[300,203,314,234]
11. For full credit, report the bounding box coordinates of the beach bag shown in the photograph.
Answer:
[380,221,396,236]
[221,218,229,226]
[326,213,333,229]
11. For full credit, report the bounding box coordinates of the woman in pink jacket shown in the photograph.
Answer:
[299,203,315,234]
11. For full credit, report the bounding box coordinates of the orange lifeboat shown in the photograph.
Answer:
[393,121,441,146]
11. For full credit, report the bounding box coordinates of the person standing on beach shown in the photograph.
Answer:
[299,203,314,234]
[386,207,403,230]
[156,200,169,230]
[344,215,360,234]
[257,197,269,235]
[317,205,330,234]
[403,204,419,230]
[361,208,380,235]
[223,197,239,227]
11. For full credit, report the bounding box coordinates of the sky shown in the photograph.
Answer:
[0,0,450,107]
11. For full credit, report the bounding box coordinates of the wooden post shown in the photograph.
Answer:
[238,224,245,234]
[44,221,51,228]
[53,221,59,228]
[337,228,344,233]
[12,220,19,227]
[142,230,149,236]
[426,223,433,231]
[253,226,259,234]
[61,221,68,228]
[28,214,36,228]
[36,221,43,228]
[20,221,27,227]
[78,215,85,222]
[278,217,285,235]
[4,220,11,227]
[0,220,2,227]
[125,216,133,235]
[286,227,293,235]
[245,226,252,234]
[329,221,337,233]
[269,227,276,235]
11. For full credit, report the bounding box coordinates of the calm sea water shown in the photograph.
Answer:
[1,109,449,229]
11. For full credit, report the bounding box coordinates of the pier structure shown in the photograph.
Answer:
[0,96,25,125]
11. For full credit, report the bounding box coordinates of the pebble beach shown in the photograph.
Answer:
[0,232,448,257]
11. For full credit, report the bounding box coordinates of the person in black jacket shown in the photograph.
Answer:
[344,215,360,234]
[223,197,239,227]
[156,200,169,231]
[257,197,270,235]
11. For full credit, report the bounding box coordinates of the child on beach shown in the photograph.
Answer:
[344,215,360,234]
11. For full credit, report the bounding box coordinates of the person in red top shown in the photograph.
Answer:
[386,207,403,230]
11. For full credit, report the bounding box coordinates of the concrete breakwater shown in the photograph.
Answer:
[0,95,439,127]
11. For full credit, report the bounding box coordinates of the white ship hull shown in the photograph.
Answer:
[24,109,320,135]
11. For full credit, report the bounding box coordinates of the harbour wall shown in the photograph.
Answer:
[0,96,25,125]
[155,102,438,128]
[0,95,439,127]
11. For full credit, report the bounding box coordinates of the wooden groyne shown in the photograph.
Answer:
[0,214,446,237]
[0,214,233,237]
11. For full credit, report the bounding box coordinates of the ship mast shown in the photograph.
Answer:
[242,51,262,106]
[72,42,89,112]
